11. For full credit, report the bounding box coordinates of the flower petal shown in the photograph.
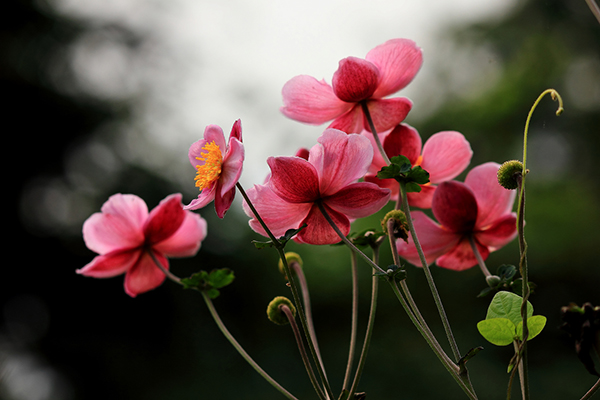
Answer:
[406,184,436,209]
[420,131,472,183]
[124,251,167,297]
[243,184,312,238]
[184,181,217,210]
[328,105,364,134]
[465,162,516,229]
[153,211,207,257]
[364,172,400,198]
[476,213,517,250]
[396,211,460,266]
[144,194,186,245]
[295,203,349,245]
[332,57,380,102]
[365,98,412,133]
[267,156,320,203]
[310,129,373,195]
[220,136,244,195]
[77,249,139,278]
[214,183,235,218]
[281,75,353,124]
[83,194,147,255]
[435,237,489,271]
[188,125,226,167]
[325,182,390,218]
[229,119,242,142]
[382,123,422,165]
[366,38,423,98]
[432,181,478,233]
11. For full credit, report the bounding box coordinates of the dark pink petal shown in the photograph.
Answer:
[382,123,422,165]
[476,213,517,250]
[77,249,139,278]
[366,39,423,98]
[364,97,412,133]
[295,203,350,245]
[361,129,388,173]
[332,57,380,102]
[153,211,207,257]
[220,137,244,195]
[396,211,460,266]
[242,184,312,238]
[229,119,242,142]
[406,184,436,209]
[420,131,472,183]
[364,172,400,198]
[465,162,516,229]
[214,184,235,218]
[184,181,217,210]
[325,182,390,218]
[281,75,353,124]
[83,194,147,255]
[432,181,478,233]
[124,251,167,297]
[267,156,320,203]
[144,194,186,245]
[310,129,373,195]
[295,147,310,160]
[328,105,364,134]
[435,237,489,271]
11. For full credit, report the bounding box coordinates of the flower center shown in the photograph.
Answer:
[194,141,223,191]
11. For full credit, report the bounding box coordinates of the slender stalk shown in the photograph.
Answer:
[512,341,526,400]
[360,101,390,165]
[341,250,360,393]
[348,250,380,397]
[315,201,386,275]
[148,251,298,399]
[281,305,327,400]
[585,0,600,24]
[580,377,600,400]
[398,181,462,363]
[238,183,334,399]
[468,235,492,278]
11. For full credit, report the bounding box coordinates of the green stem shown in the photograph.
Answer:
[202,292,300,400]
[238,183,334,399]
[348,250,380,397]
[468,235,492,278]
[341,250,360,393]
[399,181,462,363]
[281,304,327,400]
[360,101,390,165]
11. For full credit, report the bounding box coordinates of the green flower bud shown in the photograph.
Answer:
[277,252,303,279]
[497,160,524,190]
[266,296,296,325]
[486,275,502,288]
[381,210,409,242]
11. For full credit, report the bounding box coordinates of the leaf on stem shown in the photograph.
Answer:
[181,268,235,298]
[376,155,430,192]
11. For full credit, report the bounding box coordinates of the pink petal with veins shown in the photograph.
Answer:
[365,97,412,133]
[124,251,168,297]
[420,131,472,183]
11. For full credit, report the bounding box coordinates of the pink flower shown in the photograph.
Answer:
[281,39,422,134]
[363,123,473,208]
[396,162,517,271]
[243,129,390,245]
[78,193,207,297]
[185,120,244,218]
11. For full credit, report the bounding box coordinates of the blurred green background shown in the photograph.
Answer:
[3,0,600,399]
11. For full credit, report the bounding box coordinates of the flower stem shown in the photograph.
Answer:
[280,304,327,400]
[580,377,600,400]
[398,181,462,363]
[468,235,492,278]
[360,101,391,165]
[585,0,600,24]
[341,250,360,393]
[237,183,334,400]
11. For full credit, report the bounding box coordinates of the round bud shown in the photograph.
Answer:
[266,296,296,325]
[278,252,303,279]
[497,160,524,190]
[485,275,502,288]
[381,210,409,242]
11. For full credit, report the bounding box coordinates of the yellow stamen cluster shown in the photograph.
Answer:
[194,141,223,191]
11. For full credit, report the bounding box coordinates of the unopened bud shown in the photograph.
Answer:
[486,275,502,288]
[277,252,303,279]
[497,160,524,190]
[381,210,409,242]
[267,296,296,325]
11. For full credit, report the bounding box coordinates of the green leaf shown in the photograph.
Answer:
[404,182,422,193]
[497,264,517,281]
[180,271,209,289]
[477,318,517,346]
[486,291,533,326]
[207,268,235,289]
[407,166,430,184]
[516,315,547,341]
[252,239,275,249]
[206,288,220,299]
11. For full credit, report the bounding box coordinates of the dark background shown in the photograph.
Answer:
[2,0,600,399]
